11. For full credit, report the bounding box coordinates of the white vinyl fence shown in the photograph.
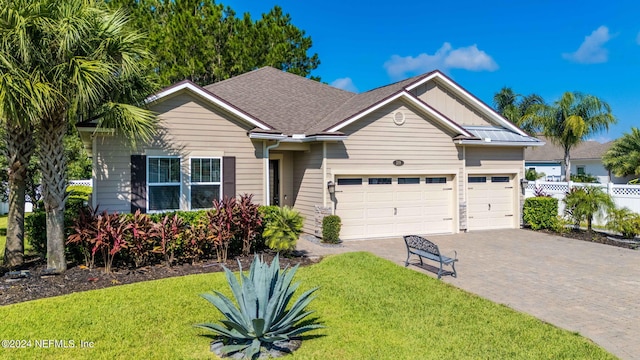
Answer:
[525,181,640,225]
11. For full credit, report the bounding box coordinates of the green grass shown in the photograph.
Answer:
[0,252,615,359]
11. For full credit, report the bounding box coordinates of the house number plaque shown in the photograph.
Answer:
[393,160,404,166]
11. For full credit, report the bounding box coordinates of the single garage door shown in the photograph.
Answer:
[335,175,455,240]
[467,175,515,231]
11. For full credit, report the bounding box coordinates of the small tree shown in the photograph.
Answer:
[563,186,614,236]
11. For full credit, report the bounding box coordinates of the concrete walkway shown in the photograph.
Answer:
[297,229,640,360]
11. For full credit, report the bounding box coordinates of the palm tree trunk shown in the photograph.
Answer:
[563,147,571,182]
[38,114,68,273]
[3,125,34,267]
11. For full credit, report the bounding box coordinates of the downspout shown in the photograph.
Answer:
[461,144,467,232]
[323,142,327,209]
[264,140,281,206]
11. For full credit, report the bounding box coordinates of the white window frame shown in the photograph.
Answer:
[147,156,182,213]
[189,157,223,210]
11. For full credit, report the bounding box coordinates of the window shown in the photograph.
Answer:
[148,157,180,211]
[468,176,487,183]
[337,178,362,185]
[398,177,420,184]
[426,177,447,184]
[577,166,585,175]
[368,177,392,185]
[191,158,221,209]
[491,176,510,183]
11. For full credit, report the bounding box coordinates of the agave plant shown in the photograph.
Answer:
[195,255,322,359]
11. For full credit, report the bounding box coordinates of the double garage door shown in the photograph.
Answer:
[334,173,517,240]
[335,175,455,240]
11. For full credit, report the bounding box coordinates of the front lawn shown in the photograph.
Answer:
[0,252,614,359]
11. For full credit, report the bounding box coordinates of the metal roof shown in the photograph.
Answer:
[464,126,543,145]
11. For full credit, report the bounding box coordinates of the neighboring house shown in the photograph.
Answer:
[79,67,543,240]
[525,136,631,184]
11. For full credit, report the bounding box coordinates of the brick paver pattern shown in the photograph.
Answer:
[297,229,640,360]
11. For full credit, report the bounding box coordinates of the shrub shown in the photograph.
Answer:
[570,173,598,183]
[151,214,186,266]
[553,216,573,235]
[195,254,322,359]
[322,215,341,243]
[606,207,640,239]
[262,206,304,253]
[207,197,237,263]
[523,197,558,230]
[235,194,262,256]
[66,185,92,201]
[123,210,156,268]
[66,206,100,268]
[525,168,545,181]
[26,196,88,261]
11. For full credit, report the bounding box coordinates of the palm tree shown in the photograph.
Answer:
[0,1,57,267]
[528,92,615,181]
[1,0,157,272]
[563,186,614,236]
[602,127,640,178]
[493,87,544,134]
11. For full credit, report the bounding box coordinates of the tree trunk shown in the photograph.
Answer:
[563,147,571,182]
[3,125,35,268]
[38,115,68,273]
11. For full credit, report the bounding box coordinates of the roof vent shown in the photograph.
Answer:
[392,111,405,125]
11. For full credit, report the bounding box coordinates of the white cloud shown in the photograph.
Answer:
[562,26,611,64]
[383,42,498,80]
[330,77,358,92]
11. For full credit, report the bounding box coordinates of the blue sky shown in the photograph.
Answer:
[225,0,639,142]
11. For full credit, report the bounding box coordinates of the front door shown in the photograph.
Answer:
[269,159,280,206]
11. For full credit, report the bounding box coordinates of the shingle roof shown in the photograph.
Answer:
[204,67,355,134]
[525,135,612,161]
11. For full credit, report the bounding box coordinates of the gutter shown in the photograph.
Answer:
[456,139,545,147]
[250,133,348,142]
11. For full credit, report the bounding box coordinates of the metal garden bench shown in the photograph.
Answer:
[403,235,458,279]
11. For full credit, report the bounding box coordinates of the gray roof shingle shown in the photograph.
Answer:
[204,67,355,134]
[525,135,612,161]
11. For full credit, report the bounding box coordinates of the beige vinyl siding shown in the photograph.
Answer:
[327,101,461,171]
[465,146,524,170]
[292,143,324,234]
[94,91,265,213]
[94,135,134,213]
[411,81,493,127]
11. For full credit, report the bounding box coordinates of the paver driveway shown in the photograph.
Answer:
[297,229,640,360]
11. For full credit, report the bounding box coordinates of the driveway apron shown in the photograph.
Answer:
[297,229,640,360]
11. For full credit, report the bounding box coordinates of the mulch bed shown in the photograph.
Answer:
[532,227,640,250]
[0,252,319,306]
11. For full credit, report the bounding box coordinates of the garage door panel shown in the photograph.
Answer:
[336,175,455,240]
[467,174,515,231]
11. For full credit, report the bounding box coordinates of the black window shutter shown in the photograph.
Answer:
[222,156,236,199]
[131,155,147,213]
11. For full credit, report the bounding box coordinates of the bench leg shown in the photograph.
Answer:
[450,261,457,278]
[437,261,444,279]
[405,251,410,267]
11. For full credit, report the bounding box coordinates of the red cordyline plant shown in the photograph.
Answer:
[95,211,128,273]
[67,207,128,272]
[67,206,100,269]
[151,214,185,266]
[207,197,237,263]
[235,194,262,256]
[124,210,155,268]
